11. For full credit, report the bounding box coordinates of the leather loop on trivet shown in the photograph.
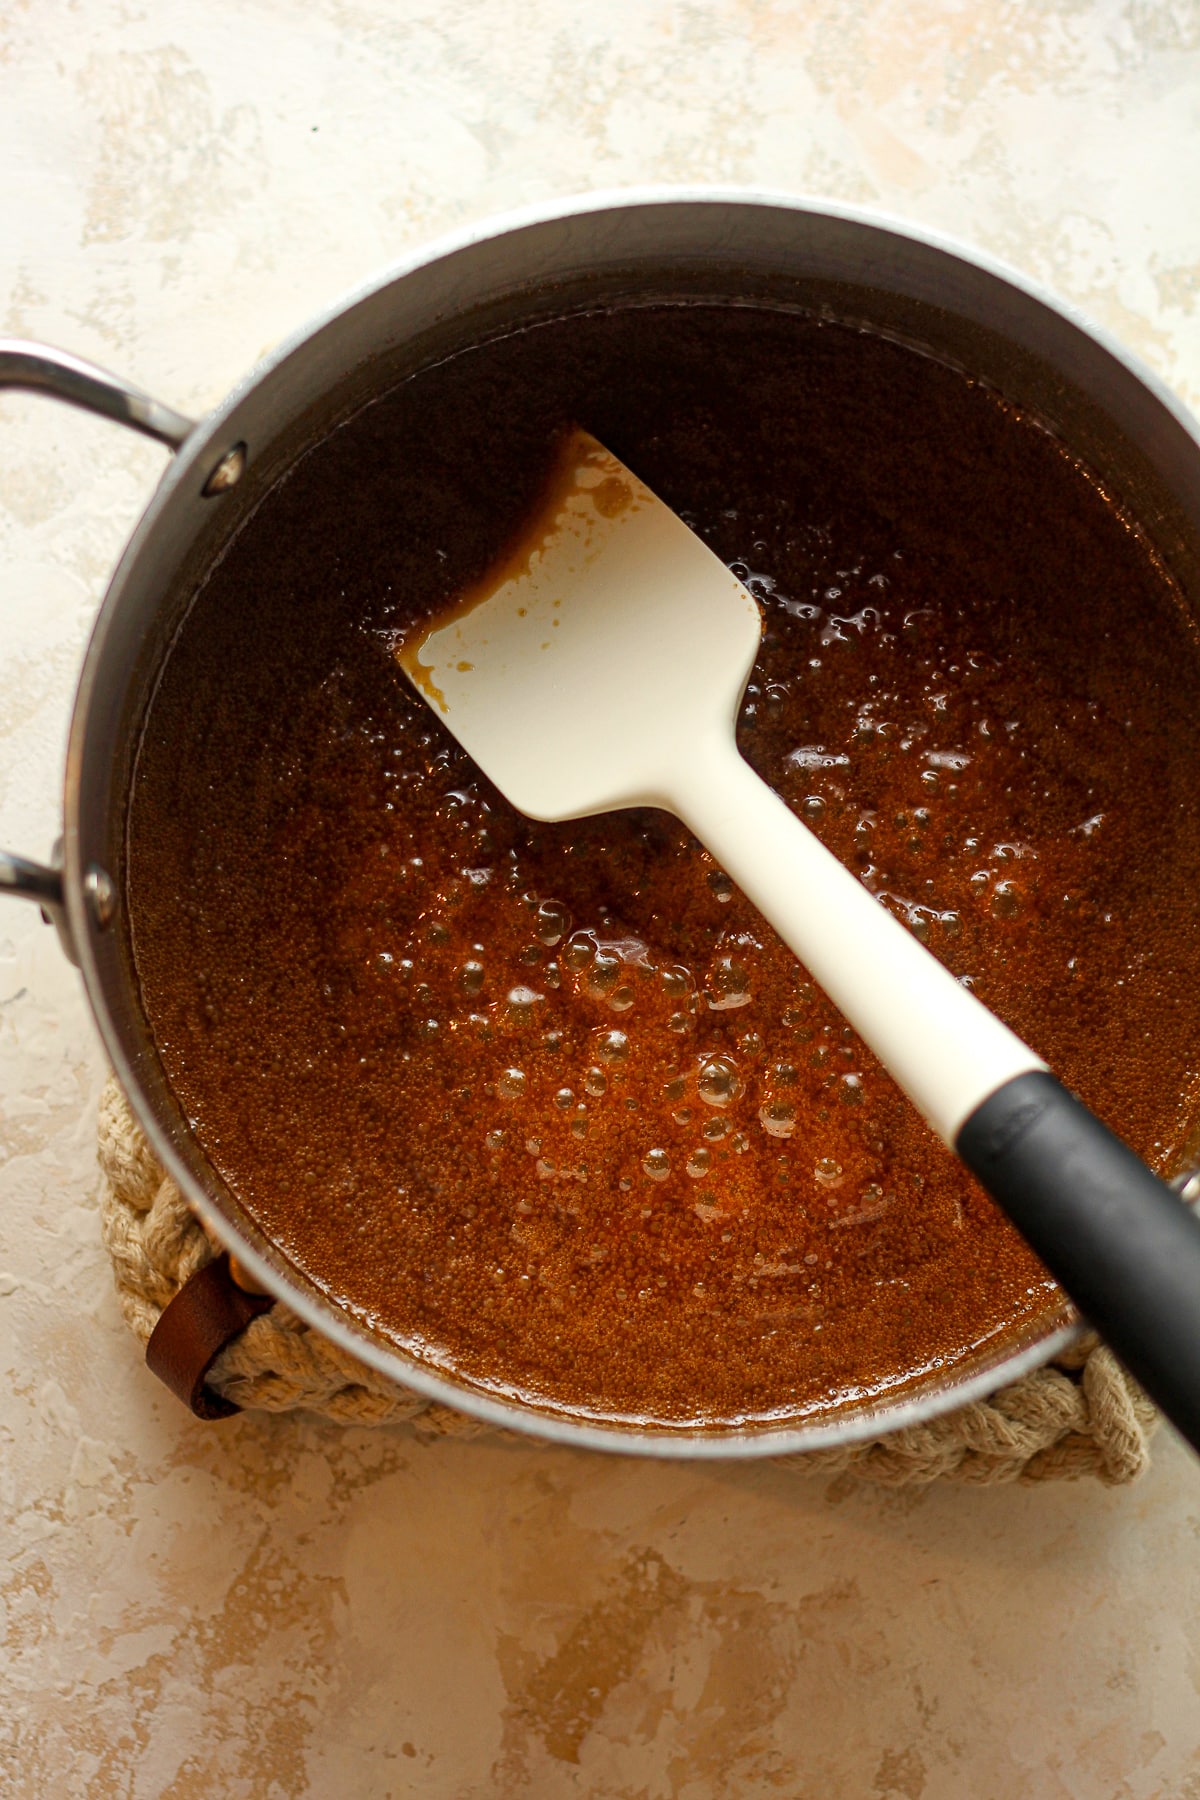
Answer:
[146,1252,275,1419]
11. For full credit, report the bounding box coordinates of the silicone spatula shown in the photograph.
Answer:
[398,426,1200,1454]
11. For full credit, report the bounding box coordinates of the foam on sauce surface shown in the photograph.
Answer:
[126,303,1200,1426]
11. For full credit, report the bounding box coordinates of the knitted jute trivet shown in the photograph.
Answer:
[97,1075,1158,1484]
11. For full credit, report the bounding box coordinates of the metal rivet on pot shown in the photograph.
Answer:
[83,863,117,930]
[202,442,247,497]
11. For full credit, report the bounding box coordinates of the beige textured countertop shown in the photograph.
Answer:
[3,4,1200,1794]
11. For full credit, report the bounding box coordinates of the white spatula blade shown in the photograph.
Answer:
[396,423,1044,1146]
[397,428,761,820]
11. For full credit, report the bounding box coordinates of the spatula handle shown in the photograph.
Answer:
[958,1071,1200,1450]
[669,738,1042,1145]
[669,739,1200,1455]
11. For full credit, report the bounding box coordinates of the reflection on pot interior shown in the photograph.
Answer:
[125,301,1200,1428]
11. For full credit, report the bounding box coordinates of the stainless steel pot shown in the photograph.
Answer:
[6,190,1200,1457]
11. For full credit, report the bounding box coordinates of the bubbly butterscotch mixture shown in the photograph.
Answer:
[126,303,1200,1426]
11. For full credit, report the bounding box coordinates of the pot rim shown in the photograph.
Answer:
[200,179,1200,481]
[71,183,1189,1455]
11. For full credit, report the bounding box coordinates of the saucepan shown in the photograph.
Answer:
[5,190,1200,1456]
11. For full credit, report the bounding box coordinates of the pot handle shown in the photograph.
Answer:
[0,339,199,957]
[0,338,195,448]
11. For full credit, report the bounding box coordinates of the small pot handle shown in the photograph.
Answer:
[0,339,199,956]
[0,337,195,448]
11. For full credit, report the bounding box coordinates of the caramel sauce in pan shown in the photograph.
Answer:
[126,303,1200,1427]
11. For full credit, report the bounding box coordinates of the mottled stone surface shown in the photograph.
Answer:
[3,3,1200,1794]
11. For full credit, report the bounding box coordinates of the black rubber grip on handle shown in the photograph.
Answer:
[957,1071,1200,1456]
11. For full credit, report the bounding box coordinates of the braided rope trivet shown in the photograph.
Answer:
[97,1076,1158,1482]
